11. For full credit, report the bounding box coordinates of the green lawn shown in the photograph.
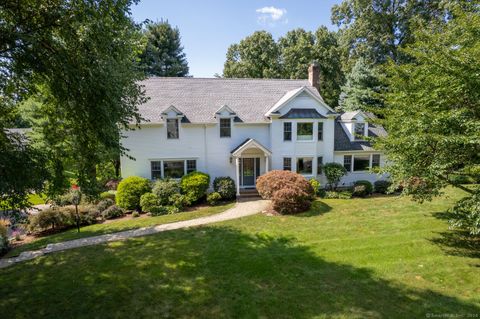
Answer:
[0,193,46,209]
[1,188,479,318]
[5,203,234,257]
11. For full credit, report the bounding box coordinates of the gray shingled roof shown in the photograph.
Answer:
[334,121,387,151]
[139,77,321,123]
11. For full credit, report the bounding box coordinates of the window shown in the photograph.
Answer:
[354,123,365,140]
[220,118,231,137]
[283,157,292,171]
[353,155,370,171]
[163,161,184,178]
[297,123,313,141]
[317,157,323,174]
[283,122,292,141]
[343,155,352,172]
[372,154,380,168]
[187,160,197,173]
[317,122,323,141]
[296,158,313,175]
[151,161,162,180]
[167,119,179,139]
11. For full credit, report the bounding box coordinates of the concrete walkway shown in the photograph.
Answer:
[0,199,269,269]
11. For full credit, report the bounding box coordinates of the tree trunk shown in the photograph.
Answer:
[75,204,80,233]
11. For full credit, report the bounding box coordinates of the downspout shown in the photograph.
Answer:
[204,124,208,174]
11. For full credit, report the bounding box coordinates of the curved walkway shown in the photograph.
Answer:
[0,199,269,269]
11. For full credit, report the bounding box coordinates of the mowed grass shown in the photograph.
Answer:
[5,203,234,257]
[1,188,479,318]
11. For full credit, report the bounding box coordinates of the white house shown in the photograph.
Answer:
[120,64,388,195]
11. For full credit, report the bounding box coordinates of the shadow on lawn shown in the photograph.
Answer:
[297,200,332,217]
[431,211,480,259]
[1,227,479,318]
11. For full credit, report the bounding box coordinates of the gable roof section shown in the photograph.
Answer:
[334,120,387,151]
[231,138,272,156]
[265,86,334,117]
[139,77,319,124]
[279,108,326,119]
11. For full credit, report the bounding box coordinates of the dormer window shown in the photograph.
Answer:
[354,122,365,140]
[167,119,179,139]
[220,118,231,138]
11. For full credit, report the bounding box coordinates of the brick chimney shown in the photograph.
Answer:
[308,62,320,91]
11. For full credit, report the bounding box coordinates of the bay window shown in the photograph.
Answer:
[318,122,323,141]
[296,158,313,175]
[297,123,313,141]
[353,155,371,171]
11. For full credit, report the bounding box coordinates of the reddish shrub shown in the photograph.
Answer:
[256,170,314,214]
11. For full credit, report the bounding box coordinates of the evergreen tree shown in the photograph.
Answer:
[338,57,383,111]
[140,20,189,77]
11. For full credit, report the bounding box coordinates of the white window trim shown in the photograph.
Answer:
[343,154,381,173]
[166,118,181,139]
[296,157,314,176]
[219,117,232,138]
[150,158,197,180]
[296,122,314,142]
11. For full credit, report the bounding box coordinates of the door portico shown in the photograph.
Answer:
[231,138,271,196]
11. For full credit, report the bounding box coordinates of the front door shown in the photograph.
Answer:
[241,158,255,187]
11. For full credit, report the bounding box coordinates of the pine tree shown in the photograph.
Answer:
[140,20,189,77]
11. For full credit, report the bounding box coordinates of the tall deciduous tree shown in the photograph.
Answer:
[0,0,146,197]
[375,7,480,205]
[338,57,384,111]
[140,20,189,77]
[223,31,282,78]
[279,29,315,79]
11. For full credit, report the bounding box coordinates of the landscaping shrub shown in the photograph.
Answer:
[352,185,369,197]
[105,179,120,190]
[354,180,373,195]
[100,191,116,201]
[140,192,160,212]
[169,193,190,210]
[374,180,392,194]
[116,176,151,210]
[152,179,181,205]
[167,206,180,214]
[449,191,480,236]
[28,208,71,231]
[96,198,115,212]
[323,163,347,190]
[324,191,353,199]
[101,205,125,219]
[309,178,321,196]
[181,172,210,203]
[256,170,314,214]
[132,211,140,218]
[207,192,222,206]
[149,206,169,216]
[213,177,236,200]
[58,206,98,225]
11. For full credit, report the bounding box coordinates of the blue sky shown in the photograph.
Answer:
[131,0,342,77]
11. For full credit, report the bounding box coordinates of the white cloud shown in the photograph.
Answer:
[256,6,288,26]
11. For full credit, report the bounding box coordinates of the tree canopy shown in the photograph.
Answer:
[0,0,145,199]
[139,20,189,77]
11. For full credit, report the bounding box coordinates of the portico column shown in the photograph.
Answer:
[235,157,240,196]
[265,153,269,173]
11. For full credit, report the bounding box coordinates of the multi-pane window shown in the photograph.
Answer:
[151,161,162,180]
[163,161,184,178]
[220,118,231,138]
[343,155,352,172]
[372,154,381,168]
[283,157,292,171]
[187,160,197,173]
[317,122,323,141]
[283,122,292,141]
[317,157,323,174]
[167,119,179,139]
[354,123,365,140]
[353,155,370,171]
[296,158,313,175]
[297,123,313,141]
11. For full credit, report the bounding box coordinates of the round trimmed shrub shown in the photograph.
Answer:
[180,172,210,203]
[354,180,373,195]
[169,193,190,210]
[150,205,169,216]
[256,170,314,214]
[213,177,236,200]
[207,192,222,206]
[152,179,181,205]
[96,198,115,212]
[101,205,125,219]
[132,211,140,218]
[323,163,347,190]
[116,176,151,210]
[140,192,160,212]
[374,180,392,194]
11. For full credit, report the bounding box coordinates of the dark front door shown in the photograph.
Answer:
[241,158,255,187]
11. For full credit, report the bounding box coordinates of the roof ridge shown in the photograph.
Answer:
[144,77,310,82]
